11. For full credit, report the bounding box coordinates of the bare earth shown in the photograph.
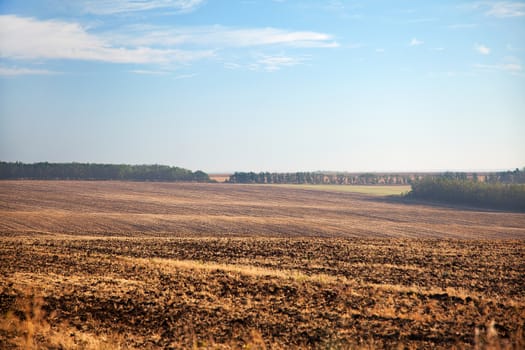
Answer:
[0,181,524,349]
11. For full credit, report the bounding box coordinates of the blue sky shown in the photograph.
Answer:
[0,0,524,172]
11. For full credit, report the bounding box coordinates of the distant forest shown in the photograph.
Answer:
[408,177,525,212]
[0,162,210,182]
[228,172,416,185]
[226,169,525,212]
[227,169,525,185]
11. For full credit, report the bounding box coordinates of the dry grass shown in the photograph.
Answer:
[0,291,133,350]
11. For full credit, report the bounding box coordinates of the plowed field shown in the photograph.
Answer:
[0,181,524,349]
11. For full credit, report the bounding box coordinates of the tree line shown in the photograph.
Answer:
[481,168,525,184]
[227,172,416,185]
[0,162,210,182]
[227,168,525,186]
[407,177,525,212]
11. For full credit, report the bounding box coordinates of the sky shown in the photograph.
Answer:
[0,0,524,173]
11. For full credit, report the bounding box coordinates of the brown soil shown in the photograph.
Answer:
[0,181,524,349]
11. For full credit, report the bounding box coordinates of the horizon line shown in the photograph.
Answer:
[4,160,523,174]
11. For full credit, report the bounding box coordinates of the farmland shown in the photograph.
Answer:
[268,184,411,196]
[1,181,524,349]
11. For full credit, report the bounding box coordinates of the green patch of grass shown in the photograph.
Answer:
[268,184,411,196]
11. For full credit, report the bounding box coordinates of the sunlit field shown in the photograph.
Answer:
[1,181,524,349]
[268,184,411,196]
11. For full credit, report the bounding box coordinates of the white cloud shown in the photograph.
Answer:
[0,66,56,76]
[174,73,197,79]
[0,15,214,64]
[484,1,525,18]
[375,48,385,53]
[129,70,196,79]
[502,63,522,71]
[123,26,339,49]
[81,0,205,15]
[258,56,301,71]
[224,62,242,70]
[253,55,305,72]
[130,69,169,75]
[474,63,522,72]
[474,57,523,73]
[0,15,336,74]
[409,38,424,46]
[475,44,491,55]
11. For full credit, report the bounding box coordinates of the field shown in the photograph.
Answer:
[268,184,411,196]
[209,174,231,183]
[1,181,524,349]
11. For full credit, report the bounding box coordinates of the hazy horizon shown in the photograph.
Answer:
[1,159,523,175]
[1,1,524,173]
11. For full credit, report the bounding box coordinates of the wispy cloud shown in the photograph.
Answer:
[222,54,304,72]
[81,0,206,15]
[0,15,337,75]
[320,0,363,18]
[409,38,424,46]
[223,59,286,72]
[122,26,339,49]
[484,1,525,18]
[474,63,522,72]
[174,73,197,79]
[130,69,169,75]
[223,62,242,70]
[475,43,491,55]
[129,70,197,79]
[467,2,525,18]
[474,56,523,74]
[251,55,306,72]
[0,65,56,76]
[0,15,214,64]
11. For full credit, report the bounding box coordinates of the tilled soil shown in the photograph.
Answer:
[0,181,524,349]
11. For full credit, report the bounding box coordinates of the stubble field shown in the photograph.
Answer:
[0,181,524,349]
